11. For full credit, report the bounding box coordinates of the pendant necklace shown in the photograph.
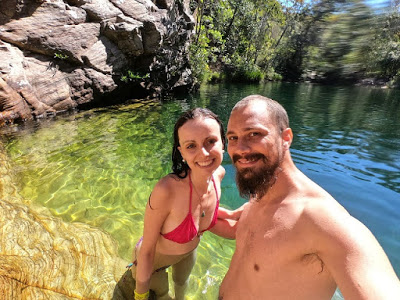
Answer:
[191,180,210,218]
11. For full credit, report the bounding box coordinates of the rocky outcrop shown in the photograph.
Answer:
[0,199,128,299]
[0,143,138,299]
[0,143,20,202]
[0,0,195,126]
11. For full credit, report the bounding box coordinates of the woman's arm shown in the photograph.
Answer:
[210,217,238,239]
[214,165,249,220]
[135,179,171,295]
[211,203,250,239]
[218,202,249,220]
[211,166,250,238]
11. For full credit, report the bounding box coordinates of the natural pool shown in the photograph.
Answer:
[1,82,399,299]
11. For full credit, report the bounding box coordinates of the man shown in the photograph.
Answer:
[219,95,400,299]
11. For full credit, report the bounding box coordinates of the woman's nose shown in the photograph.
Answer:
[201,146,210,156]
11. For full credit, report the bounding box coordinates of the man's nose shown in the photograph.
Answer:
[229,138,250,156]
[237,138,251,152]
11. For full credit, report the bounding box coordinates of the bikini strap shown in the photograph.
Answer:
[211,175,219,202]
[188,172,193,211]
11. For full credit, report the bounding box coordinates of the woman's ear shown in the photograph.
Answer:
[177,146,184,160]
[282,128,293,150]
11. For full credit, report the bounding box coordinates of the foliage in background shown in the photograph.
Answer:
[188,0,400,87]
[189,0,284,84]
[120,71,150,83]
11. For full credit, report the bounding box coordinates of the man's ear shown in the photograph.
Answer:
[282,128,293,150]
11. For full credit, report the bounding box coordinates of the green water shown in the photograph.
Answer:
[2,82,400,299]
[2,98,236,298]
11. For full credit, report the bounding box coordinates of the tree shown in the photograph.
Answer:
[189,0,285,83]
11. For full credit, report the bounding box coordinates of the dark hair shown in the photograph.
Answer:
[171,108,226,178]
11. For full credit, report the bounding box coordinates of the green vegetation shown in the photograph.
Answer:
[54,53,69,60]
[188,0,400,87]
[120,70,150,83]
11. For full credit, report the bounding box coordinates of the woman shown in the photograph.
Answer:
[130,108,241,300]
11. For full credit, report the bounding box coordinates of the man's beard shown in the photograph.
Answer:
[233,153,281,201]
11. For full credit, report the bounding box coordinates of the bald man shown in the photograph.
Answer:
[219,95,400,299]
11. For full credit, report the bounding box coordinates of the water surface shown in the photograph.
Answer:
[1,82,399,299]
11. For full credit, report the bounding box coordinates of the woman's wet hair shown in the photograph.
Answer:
[171,108,225,178]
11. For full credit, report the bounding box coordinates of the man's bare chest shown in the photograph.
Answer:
[235,203,308,264]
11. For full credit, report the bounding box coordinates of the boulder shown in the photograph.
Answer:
[0,0,195,126]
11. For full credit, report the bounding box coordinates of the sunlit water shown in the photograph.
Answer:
[1,82,399,299]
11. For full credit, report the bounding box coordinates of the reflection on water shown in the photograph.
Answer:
[1,82,399,298]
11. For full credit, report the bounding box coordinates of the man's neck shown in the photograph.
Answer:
[256,159,296,205]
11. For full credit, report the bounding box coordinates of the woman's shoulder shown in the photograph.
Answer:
[150,174,187,206]
[214,165,226,181]
[148,174,186,210]
[153,173,187,194]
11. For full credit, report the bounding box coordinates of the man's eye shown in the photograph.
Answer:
[249,132,260,137]
[208,139,217,144]
[228,136,237,141]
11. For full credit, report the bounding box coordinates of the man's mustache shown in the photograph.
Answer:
[232,153,266,164]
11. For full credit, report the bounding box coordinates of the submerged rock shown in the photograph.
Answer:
[0,199,128,299]
[0,0,195,126]
[0,144,135,299]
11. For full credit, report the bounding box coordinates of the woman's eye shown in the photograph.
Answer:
[187,144,195,149]
[208,139,217,144]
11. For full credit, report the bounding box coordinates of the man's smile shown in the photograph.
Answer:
[233,153,265,167]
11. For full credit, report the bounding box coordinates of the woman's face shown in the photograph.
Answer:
[178,117,224,176]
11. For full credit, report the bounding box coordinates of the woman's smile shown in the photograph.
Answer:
[196,158,215,168]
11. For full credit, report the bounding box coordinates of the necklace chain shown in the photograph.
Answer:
[191,179,210,218]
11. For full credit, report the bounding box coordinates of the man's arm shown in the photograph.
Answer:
[311,202,400,299]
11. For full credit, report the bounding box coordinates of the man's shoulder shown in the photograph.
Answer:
[300,192,348,223]
[298,192,365,247]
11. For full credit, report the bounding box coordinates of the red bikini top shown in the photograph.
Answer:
[160,173,219,244]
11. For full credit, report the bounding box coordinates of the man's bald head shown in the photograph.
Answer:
[231,95,289,133]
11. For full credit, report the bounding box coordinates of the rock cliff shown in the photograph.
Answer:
[0,0,195,125]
